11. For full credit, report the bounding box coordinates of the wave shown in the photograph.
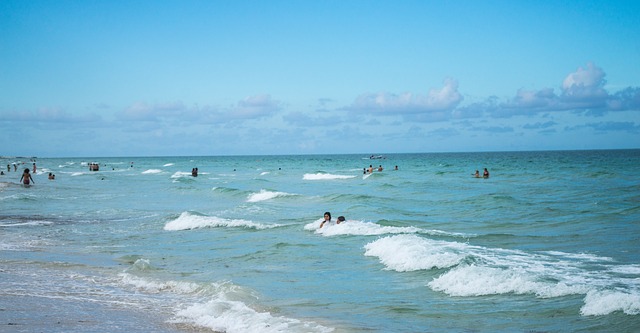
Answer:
[212,186,245,196]
[118,265,333,333]
[0,220,54,227]
[304,219,469,238]
[163,212,282,231]
[364,235,468,271]
[141,169,163,174]
[303,173,356,180]
[364,234,640,316]
[246,189,296,203]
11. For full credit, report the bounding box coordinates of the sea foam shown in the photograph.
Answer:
[581,290,640,316]
[364,234,467,271]
[119,268,333,333]
[304,220,470,239]
[303,173,356,180]
[163,212,281,231]
[246,189,295,203]
[364,234,640,315]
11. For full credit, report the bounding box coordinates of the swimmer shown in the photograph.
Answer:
[319,212,331,228]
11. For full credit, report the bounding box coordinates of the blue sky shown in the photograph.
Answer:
[1,0,639,157]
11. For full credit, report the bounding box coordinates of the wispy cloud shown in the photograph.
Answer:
[116,95,282,124]
[0,108,101,123]
[567,121,640,134]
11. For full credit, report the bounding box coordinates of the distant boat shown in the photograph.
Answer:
[369,155,385,159]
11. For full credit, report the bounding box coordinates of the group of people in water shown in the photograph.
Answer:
[319,212,346,228]
[473,168,490,178]
[363,164,399,174]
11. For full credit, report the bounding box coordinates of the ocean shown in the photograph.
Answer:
[1,150,639,332]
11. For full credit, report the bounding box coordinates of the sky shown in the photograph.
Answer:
[1,0,639,157]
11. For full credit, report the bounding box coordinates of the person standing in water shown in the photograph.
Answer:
[20,168,34,186]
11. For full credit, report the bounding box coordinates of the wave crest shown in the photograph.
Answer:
[163,212,281,231]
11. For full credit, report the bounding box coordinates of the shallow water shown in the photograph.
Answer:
[1,150,639,332]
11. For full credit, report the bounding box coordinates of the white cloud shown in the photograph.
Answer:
[349,78,463,115]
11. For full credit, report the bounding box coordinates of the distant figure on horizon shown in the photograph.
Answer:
[20,168,34,186]
[483,168,490,178]
[192,168,198,177]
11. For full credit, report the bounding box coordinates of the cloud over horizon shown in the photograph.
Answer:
[1,62,638,156]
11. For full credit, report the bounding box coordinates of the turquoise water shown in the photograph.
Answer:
[1,150,639,332]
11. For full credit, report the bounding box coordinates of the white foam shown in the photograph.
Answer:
[364,235,467,271]
[171,298,333,333]
[581,290,640,316]
[304,220,470,239]
[364,234,640,315]
[0,221,54,227]
[609,264,640,275]
[305,219,419,236]
[119,271,201,294]
[119,271,333,333]
[163,212,281,231]
[246,189,294,203]
[142,169,163,174]
[163,163,174,167]
[170,171,192,178]
[303,173,356,180]
[428,264,586,298]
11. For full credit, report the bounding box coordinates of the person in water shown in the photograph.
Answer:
[336,216,346,224]
[20,168,34,185]
[483,168,490,178]
[319,212,331,228]
[473,170,480,178]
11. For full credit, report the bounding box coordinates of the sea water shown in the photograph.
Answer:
[1,150,639,332]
